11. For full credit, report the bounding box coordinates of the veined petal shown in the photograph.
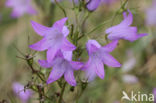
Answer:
[135,33,148,41]
[62,51,73,61]
[61,38,76,51]
[47,47,58,62]
[31,21,51,36]
[62,26,69,37]
[85,64,97,82]
[70,61,84,70]
[102,53,121,67]
[47,60,66,84]
[101,40,118,52]
[94,59,105,79]
[53,17,68,31]
[29,38,50,51]
[107,27,138,41]
[86,40,101,55]
[121,10,133,26]
[64,69,76,86]
[38,60,53,68]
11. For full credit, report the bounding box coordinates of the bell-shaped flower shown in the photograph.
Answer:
[12,82,33,103]
[39,50,83,86]
[86,0,101,11]
[106,10,148,42]
[83,40,121,81]
[29,18,76,62]
[5,0,37,18]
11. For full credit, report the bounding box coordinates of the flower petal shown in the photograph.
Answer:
[38,60,53,68]
[29,38,50,51]
[70,61,84,70]
[53,17,68,31]
[64,69,76,86]
[121,10,133,26]
[86,40,101,54]
[101,40,118,52]
[47,60,66,84]
[61,38,76,51]
[62,26,69,37]
[135,33,148,40]
[47,47,58,62]
[31,21,51,36]
[102,53,121,67]
[107,27,138,41]
[94,59,105,79]
[62,50,73,61]
[85,64,97,82]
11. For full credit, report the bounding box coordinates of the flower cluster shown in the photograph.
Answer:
[30,10,147,86]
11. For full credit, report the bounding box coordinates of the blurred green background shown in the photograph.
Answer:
[0,0,156,103]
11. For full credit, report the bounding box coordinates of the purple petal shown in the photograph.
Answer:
[102,53,121,67]
[62,26,69,37]
[135,33,148,41]
[85,63,97,81]
[70,61,84,70]
[94,59,105,79]
[101,40,118,52]
[107,27,138,41]
[47,59,66,84]
[62,51,73,61]
[38,60,53,68]
[86,40,101,54]
[87,0,101,11]
[53,17,68,32]
[64,69,76,86]
[61,38,76,51]
[29,38,50,51]
[121,10,133,26]
[31,21,51,36]
[47,47,58,62]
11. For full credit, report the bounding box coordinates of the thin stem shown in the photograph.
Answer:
[54,0,68,24]
[58,82,66,103]
[86,19,111,35]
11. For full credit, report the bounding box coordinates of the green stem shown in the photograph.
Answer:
[86,19,111,35]
[58,82,66,103]
[54,0,68,24]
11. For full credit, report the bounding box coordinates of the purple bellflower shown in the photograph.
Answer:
[5,0,37,18]
[12,82,33,103]
[39,50,83,86]
[86,0,101,11]
[29,18,76,62]
[83,40,121,81]
[145,0,156,26]
[106,10,148,42]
